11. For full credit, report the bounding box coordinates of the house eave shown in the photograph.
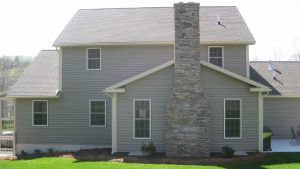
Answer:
[264,95,300,98]
[6,95,61,99]
[53,41,255,47]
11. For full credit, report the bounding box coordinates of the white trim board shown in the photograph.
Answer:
[104,60,270,93]
[104,60,175,93]
[53,41,255,47]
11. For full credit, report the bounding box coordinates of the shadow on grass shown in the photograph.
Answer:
[16,149,300,169]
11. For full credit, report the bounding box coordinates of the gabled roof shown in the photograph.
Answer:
[53,6,255,46]
[104,60,270,93]
[250,61,300,97]
[7,50,59,98]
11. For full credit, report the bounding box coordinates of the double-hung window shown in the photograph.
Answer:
[134,99,151,139]
[87,48,101,70]
[90,100,106,126]
[224,99,242,139]
[32,100,48,126]
[209,46,224,67]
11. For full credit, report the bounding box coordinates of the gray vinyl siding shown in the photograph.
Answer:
[15,44,248,147]
[116,65,258,153]
[200,45,247,77]
[117,66,174,153]
[264,98,300,138]
[201,66,258,152]
[15,45,174,145]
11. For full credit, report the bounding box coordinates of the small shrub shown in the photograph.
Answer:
[34,148,41,154]
[21,150,27,156]
[264,126,273,134]
[222,146,235,158]
[47,148,54,153]
[141,142,156,156]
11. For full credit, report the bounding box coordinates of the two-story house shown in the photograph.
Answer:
[6,3,271,157]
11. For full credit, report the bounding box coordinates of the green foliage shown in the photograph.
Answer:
[20,150,27,156]
[47,148,54,153]
[33,149,41,154]
[141,142,156,156]
[222,146,235,158]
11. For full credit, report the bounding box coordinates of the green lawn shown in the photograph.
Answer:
[1,153,300,169]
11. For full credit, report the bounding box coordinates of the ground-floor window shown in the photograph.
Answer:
[133,99,151,139]
[224,99,242,139]
[89,100,106,127]
[32,100,48,126]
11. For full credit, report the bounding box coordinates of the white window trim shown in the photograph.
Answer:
[208,46,224,68]
[133,99,152,140]
[86,48,101,70]
[89,99,106,127]
[32,100,48,127]
[224,98,242,139]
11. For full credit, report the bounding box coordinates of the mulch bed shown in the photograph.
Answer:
[0,148,268,165]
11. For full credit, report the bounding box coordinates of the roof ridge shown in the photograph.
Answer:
[79,6,236,10]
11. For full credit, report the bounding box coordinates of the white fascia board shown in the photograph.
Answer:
[200,61,270,91]
[104,60,175,93]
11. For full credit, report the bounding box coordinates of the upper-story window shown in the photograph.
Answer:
[87,48,101,70]
[208,46,224,68]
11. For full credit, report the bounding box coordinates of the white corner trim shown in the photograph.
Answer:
[200,61,270,91]
[208,46,224,68]
[133,99,152,140]
[111,93,117,153]
[258,92,263,152]
[32,100,48,127]
[104,60,175,92]
[246,45,250,78]
[86,48,101,70]
[89,99,106,127]
[224,98,242,139]
[59,47,63,91]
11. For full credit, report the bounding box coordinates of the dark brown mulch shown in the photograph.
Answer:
[6,148,267,165]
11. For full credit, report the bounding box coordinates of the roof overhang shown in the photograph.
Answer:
[6,95,61,99]
[104,59,270,93]
[264,95,300,98]
[53,41,255,47]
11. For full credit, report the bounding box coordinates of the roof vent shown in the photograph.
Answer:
[268,60,282,80]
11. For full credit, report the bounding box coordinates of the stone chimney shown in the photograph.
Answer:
[165,2,210,157]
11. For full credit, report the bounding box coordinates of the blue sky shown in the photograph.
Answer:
[0,0,300,61]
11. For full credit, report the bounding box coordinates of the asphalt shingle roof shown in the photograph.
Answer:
[53,6,255,46]
[7,50,59,97]
[250,61,300,96]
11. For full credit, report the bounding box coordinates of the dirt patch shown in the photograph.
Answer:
[10,148,267,165]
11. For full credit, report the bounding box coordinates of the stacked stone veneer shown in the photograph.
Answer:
[165,2,210,157]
